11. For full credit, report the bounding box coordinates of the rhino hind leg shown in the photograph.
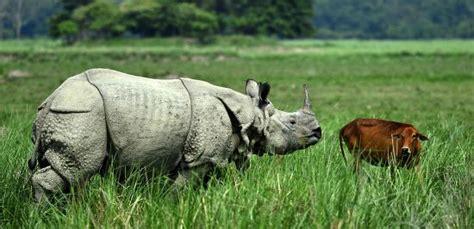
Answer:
[31,166,68,202]
[33,91,108,201]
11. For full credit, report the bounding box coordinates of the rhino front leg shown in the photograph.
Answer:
[31,166,68,202]
[173,163,212,189]
[234,154,250,173]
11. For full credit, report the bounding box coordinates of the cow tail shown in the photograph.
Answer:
[339,128,348,166]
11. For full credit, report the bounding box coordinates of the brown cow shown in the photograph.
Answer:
[339,118,428,174]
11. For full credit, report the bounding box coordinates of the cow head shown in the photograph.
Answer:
[245,80,322,155]
[392,126,428,159]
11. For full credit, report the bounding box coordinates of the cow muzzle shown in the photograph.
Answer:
[401,147,411,158]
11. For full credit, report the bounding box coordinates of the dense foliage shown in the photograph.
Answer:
[1,0,473,40]
[46,0,314,42]
[314,0,474,39]
[123,0,218,43]
[178,0,315,38]
[0,0,59,39]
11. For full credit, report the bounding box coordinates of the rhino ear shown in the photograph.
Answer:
[245,79,259,98]
[258,82,270,108]
[259,82,270,101]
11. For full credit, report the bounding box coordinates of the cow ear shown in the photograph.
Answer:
[245,79,259,98]
[418,133,428,141]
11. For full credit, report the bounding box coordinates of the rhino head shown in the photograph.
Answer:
[244,80,322,155]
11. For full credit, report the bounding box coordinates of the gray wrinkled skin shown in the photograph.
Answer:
[29,68,321,202]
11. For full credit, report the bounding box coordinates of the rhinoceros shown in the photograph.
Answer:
[28,68,321,201]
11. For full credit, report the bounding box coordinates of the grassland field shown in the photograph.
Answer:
[0,38,472,228]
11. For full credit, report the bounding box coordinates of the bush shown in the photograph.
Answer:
[57,20,79,44]
[174,3,218,43]
[121,0,161,37]
[124,2,217,43]
[72,0,126,39]
[50,0,314,43]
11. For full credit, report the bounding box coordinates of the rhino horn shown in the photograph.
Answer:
[303,85,311,111]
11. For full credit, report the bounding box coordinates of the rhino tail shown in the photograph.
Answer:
[339,128,348,166]
[29,100,51,172]
[28,123,41,172]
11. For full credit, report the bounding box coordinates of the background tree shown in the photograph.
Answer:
[121,0,161,37]
[0,0,58,39]
[123,1,217,42]
[22,0,60,37]
[0,0,472,39]
[56,20,78,44]
[0,0,9,39]
[72,0,125,39]
[179,0,315,38]
[49,0,93,38]
[172,3,218,42]
[313,0,474,39]
[13,0,24,39]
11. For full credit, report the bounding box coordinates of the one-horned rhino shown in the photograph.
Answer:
[29,68,321,202]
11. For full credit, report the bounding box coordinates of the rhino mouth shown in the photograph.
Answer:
[306,136,319,146]
[301,131,321,147]
[250,132,321,156]
[251,140,268,156]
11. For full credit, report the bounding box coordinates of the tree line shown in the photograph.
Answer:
[0,0,472,41]
[0,0,58,39]
[313,0,473,39]
[49,0,314,43]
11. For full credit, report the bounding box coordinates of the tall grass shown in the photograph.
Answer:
[0,39,472,227]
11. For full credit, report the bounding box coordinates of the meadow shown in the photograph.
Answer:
[0,38,472,228]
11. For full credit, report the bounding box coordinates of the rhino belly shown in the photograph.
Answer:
[87,69,191,172]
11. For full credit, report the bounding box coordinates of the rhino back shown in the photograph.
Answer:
[86,69,191,170]
[38,73,100,113]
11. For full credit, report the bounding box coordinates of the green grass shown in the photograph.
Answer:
[0,39,472,227]
[1,37,473,57]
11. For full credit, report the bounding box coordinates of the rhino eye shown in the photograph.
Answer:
[290,119,296,125]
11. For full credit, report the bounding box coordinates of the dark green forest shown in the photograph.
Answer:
[0,0,472,40]
[313,0,474,39]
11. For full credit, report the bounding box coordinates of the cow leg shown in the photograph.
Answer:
[31,166,68,203]
[347,136,360,175]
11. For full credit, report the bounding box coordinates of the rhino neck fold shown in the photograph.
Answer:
[179,78,256,168]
